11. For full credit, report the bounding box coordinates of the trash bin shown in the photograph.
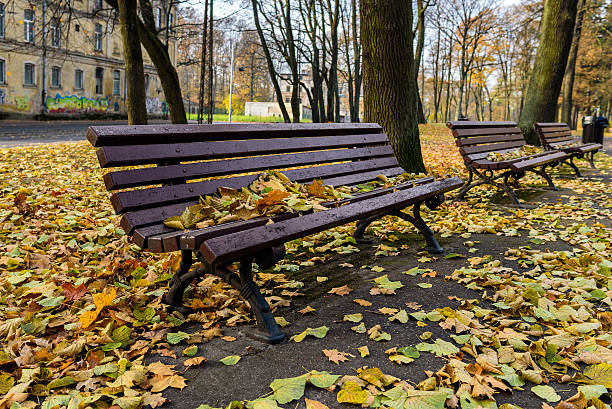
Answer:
[582,115,609,144]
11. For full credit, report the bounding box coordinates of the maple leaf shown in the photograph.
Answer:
[257,189,290,208]
[328,285,353,296]
[306,179,327,198]
[322,349,354,364]
[184,357,207,367]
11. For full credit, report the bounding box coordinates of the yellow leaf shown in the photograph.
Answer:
[79,309,100,328]
[583,363,612,388]
[337,381,367,404]
[93,287,116,310]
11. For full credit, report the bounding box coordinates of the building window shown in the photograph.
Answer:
[51,66,61,87]
[24,9,34,43]
[169,13,174,32]
[74,69,83,89]
[94,23,103,51]
[144,74,149,97]
[51,18,61,48]
[24,63,35,85]
[95,67,103,94]
[0,3,5,39]
[75,24,80,32]
[0,59,5,84]
[156,8,162,29]
[113,70,120,95]
[94,0,103,9]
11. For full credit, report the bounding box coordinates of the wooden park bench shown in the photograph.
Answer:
[534,122,601,177]
[446,121,567,207]
[87,123,463,343]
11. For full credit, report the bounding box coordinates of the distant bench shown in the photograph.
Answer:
[534,122,601,177]
[87,123,462,343]
[446,121,567,207]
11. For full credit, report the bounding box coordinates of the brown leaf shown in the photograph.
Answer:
[184,357,207,367]
[328,285,353,296]
[257,189,290,209]
[306,179,327,198]
[305,398,330,409]
[353,299,372,307]
[323,349,354,364]
[299,306,316,314]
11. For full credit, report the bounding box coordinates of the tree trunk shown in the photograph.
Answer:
[561,0,586,128]
[351,0,362,122]
[414,0,426,124]
[197,0,208,124]
[251,0,291,122]
[118,0,147,124]
[519,0,579,144]
[361,0,425,173]
[137,20,187,123]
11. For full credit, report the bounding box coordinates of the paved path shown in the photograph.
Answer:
[0,119,174,147]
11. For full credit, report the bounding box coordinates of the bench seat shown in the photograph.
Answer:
[534,122,601,176]
[447,121,567,207]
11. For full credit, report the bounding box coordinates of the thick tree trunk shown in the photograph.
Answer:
[118,0,147,124]
[519,0,578,144]
[361,0,425,173]
[561,0,586,128]
[351,0,361,122]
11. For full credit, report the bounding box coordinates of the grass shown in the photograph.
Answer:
[186,113,312,123]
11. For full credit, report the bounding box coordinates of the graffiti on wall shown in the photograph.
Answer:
[0,89,32,112]
[145,98,169,115]
[46,93,109,114]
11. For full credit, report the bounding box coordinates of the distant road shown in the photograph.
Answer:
[0,119,174,147]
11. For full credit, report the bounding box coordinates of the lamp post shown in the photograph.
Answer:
[228,40,235,122]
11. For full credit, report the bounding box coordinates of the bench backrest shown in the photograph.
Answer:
[87,123,400,244]
[446,121,526,163]
[534,123,574,149]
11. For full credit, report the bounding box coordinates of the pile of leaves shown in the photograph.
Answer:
[486,145,544,162]
[555,141,583,150]
[0,124,610,409]
[163,171,427,231]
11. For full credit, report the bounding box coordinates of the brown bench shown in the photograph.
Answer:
[87,123,463,343]
[534,122,601,177]
[446,121,567,207]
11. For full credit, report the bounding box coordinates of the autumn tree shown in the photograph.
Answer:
[361,0,425,173]
[519,0,579,144]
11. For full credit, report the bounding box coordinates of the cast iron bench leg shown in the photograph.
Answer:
[532,165,557,191]
[587,151,596,168]
[215,260,285,344]
[566,156,582,177]
[165,249,195,307]
[391,201,443,254]
[352,215,380,244]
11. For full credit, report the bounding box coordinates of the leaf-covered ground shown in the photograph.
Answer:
[0,125,611,409]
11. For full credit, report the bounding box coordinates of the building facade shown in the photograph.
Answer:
[0,0,176,118]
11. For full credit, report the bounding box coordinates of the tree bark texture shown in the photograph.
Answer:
[561,0,586,128]
[361,0,426,173]
[519,0,578,144]
[117,0,147,124]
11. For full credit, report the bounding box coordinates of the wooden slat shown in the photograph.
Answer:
[577,143,602,153]
[539,126,570,133]
[110,157,400,213]
[87,123,383,147]
[452,127,521,138]
[132,224,176,248]
[97,133,390,167]
[510,151,566,171]
[547,137,575,145]
[455,133,524,147]
[201,177,464,265]
[120,202,198,234]
[103,145,395,190]
[460,140,524,155]
[535,122,569,128]
[447,121,516,130]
